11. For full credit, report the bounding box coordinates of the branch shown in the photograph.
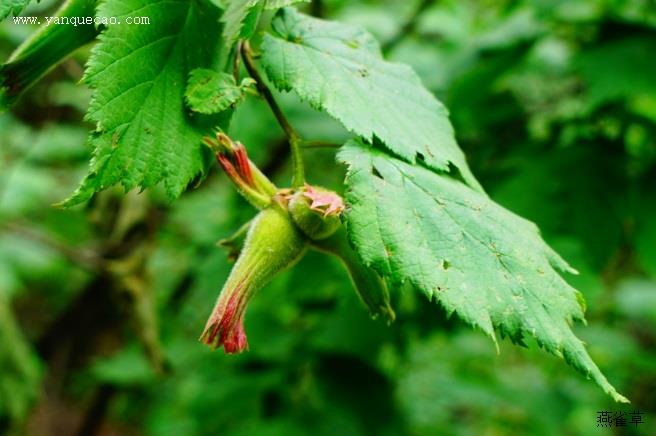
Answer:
[241,41,305,188]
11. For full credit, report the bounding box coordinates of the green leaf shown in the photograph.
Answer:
[261,8,482,191]
[338,140,628,403]
[1,0,98,111]
[221,0,308,48]
[221,0,263,48]
[185,69,255,114]
[63,0,225,206]
[0,0,31,20]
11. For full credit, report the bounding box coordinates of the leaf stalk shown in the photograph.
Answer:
[241,41,305,188]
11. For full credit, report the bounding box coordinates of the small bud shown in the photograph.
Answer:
[200,206,307,353]
[288,184,344,240]
[203,132,277,209]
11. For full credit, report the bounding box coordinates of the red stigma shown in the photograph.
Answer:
[201,280,250,354]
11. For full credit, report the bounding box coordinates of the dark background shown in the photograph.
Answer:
[1,0,655,434]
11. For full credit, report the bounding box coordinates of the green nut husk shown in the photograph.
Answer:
[288,185,344,241]
[201,205,308,353]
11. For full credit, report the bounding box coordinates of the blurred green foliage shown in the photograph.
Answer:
[0,0,655,435]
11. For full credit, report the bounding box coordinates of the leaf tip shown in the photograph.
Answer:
[56,177,97,208]
[613,392,631,404]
